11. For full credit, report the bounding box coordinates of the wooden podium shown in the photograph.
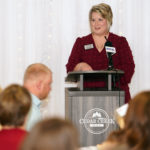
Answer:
[65,70,125,147]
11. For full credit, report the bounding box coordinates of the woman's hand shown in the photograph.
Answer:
[74,62,93,71]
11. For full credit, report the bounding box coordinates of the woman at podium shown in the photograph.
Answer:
[66,3,135,103]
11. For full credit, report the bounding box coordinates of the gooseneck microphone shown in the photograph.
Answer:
[104,36,115,70]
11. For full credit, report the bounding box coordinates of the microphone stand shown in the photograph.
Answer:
[107,52,114,70]
[104,36,114,71]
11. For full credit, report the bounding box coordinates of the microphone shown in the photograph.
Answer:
[104,36,116,70]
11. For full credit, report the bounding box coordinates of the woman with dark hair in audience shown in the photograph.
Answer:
[0,84,31,150]
[21,117,79,150]
[97,91,150,150]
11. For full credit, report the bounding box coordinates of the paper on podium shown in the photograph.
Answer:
[65,82,78,88]
[115,104,128,128]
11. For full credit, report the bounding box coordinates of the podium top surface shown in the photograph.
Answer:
[65,69,124,82]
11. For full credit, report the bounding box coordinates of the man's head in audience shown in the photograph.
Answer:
[0,84,31,128]
[23,63,52,100]
[21,117,79,150]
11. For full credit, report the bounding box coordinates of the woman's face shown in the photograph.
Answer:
[90,12,108,36]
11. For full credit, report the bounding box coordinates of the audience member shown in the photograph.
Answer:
[97,91,150,150]
[21,117,79,150]
[0,84,31,150]
[23,63,52,130]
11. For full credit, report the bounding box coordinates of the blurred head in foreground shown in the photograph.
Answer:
[0,84,31,128]
[104,91,150,150]
[21,117,79,150]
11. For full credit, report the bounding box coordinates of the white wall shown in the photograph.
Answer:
[0,0,150,117]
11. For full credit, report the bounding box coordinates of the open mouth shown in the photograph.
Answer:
[95,27,101,30]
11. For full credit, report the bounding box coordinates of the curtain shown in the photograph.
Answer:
[0,0,150,117]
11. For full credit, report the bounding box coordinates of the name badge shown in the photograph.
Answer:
[84,44,94,50]
[105,46,116,54]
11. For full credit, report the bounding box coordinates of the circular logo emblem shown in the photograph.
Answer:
[79,108,114,134]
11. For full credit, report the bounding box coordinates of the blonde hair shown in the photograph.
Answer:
[24,63,52,83]
[89,3,113,30]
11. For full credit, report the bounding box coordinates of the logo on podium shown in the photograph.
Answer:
[79,108,115,134]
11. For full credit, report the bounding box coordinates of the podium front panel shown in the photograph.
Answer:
[65,89,125,147]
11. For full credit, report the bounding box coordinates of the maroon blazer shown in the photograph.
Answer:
[66,33,135,103]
